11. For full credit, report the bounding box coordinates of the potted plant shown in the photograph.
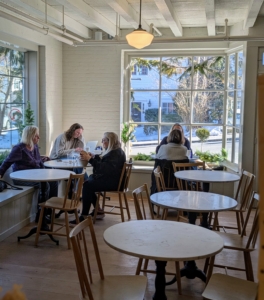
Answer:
[0,150,10,165]
[121,122,136,156]
[194,148,228,169]
[195,128,210,151]
[132,152,155,166]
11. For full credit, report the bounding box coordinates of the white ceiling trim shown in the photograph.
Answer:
[205,0,215,36]
[244,0,264,28]
[52,0,117,36]
[154,0,182,36]
[107,0,150,32]
[3,0,91,38]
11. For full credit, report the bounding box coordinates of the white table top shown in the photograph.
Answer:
[10,169,75,182]
[44,159,91,169]
[104,220,224,261]
[150,190,237,212]
[175,170,240,183]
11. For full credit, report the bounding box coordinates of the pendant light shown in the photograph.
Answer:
[126,0,154,49]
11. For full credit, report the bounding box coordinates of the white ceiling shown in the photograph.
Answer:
[0,0,264,44]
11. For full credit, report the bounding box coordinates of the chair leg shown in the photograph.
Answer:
[118,193,125,222]
[143,259,149,271]
[93,193,100,224]
[123,192,131,219]
[244,252,254,281]
[203,257,210,275]
[64,212,71,249]
[50,208,55,232]
[236,211,241,234]
[175,262,182,295]
[136,258,143,275]
[35,207,45,247]
[206,256,215,284]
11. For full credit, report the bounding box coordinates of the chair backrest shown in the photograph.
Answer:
[117,162,133,192]
[235,170,255,209]
[153,166,166,192]
[241,192,259,248]
[132,184,154,220]
[172,161,205,190]
[69,216,104,300]
[63,173,84,208]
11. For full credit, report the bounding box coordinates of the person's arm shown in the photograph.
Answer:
[156,136,168,154]
[0,145,22,177]
[184,137,193,157]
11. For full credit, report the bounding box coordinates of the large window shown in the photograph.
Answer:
[0,46,25,150]
[127,52,244,164]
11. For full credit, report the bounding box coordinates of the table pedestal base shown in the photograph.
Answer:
[17,225,59,245]
[153,261,167,300]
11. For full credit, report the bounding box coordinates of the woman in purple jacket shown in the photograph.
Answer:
[0,126,58,200]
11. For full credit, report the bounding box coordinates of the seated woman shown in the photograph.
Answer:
[156,129,188,160]
[0,126,58,221]
[70,132,126,224]
[156,123,191,155]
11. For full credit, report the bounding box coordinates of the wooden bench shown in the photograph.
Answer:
[0,167,35,242]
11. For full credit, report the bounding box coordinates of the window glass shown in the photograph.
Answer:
[161,56,192,89]
[128,52,243,165]
[237,51,243,89]
[0,47,25,150]
[130,57,160,90]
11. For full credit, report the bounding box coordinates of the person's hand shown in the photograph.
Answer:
[75,147,83,152]
[80,151,92,161]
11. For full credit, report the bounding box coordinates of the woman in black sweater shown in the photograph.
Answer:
[70,132,126,224]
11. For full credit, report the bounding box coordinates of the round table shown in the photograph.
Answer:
[174,170,240,183]
[150,190,237,226]
[104,220,224,299]
[10,169,75,242]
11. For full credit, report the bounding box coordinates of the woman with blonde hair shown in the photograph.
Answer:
[156,123,191,153]
[0,126,58,220]
[70,132,126,224]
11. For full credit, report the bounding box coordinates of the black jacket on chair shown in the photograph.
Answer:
[150,158,189,195]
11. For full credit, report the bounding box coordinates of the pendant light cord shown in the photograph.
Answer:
[139,0,142,29]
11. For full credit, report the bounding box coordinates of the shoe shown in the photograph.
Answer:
[69,215,85,226]
[89,209,105,219]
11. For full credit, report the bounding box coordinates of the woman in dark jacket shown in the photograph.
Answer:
[70,132,126,224]
[156,123,191,154]
[0,125,58,203]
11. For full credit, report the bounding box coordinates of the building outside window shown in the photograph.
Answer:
[126,52,244,166]
[0,46,25,151]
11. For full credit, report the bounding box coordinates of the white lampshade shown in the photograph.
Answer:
[126,28,154,49]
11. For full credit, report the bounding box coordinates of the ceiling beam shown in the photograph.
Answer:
[2,0,91,38]
[205,0,215,36]
[154,0,182,36]
[52,0,117,36]
[244,0,264,28]
[106,0,150,32]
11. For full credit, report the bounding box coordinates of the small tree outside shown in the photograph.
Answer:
[196,128,210,151]
[17,100,35,139]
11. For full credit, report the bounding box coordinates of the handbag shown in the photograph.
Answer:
[0,180,23,192]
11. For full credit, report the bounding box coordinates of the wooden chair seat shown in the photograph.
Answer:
[35,173,84,249]
[69,217,147,300]
[93,162,133,223]
[215,231,256,251]
[202,273,258,300]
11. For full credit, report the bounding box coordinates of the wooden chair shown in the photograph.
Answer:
[204,192,259,282]
[215,170,255,234]
[69,216,147,300]
[132,183,182,294]
[35,173,84,249]
[93,162,133,224]
[202,273,258,300]
[153,166,166,218]
[172,161,205,222]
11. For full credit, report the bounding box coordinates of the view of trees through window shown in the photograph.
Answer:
[128,52,243,164]
[0,46,25,150]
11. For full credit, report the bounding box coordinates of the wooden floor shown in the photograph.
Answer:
[0,195,259,300]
